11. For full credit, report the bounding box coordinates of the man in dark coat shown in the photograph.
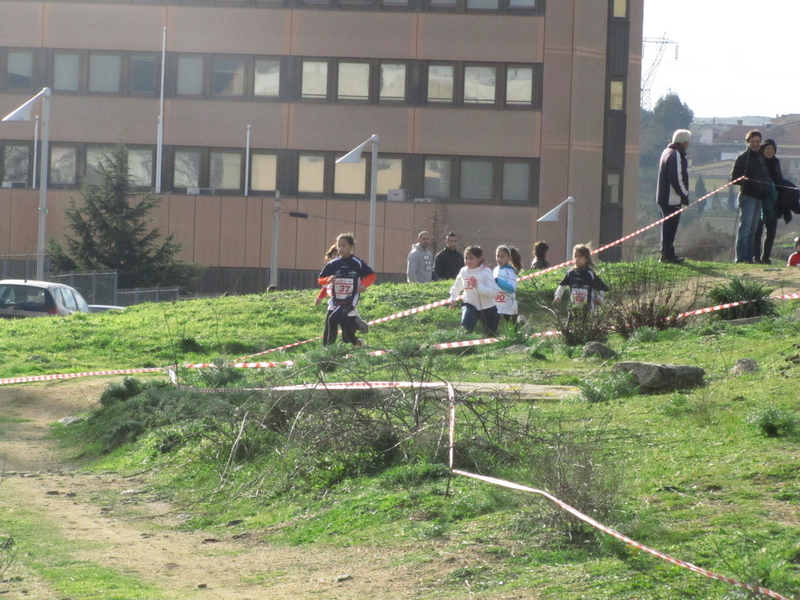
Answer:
[655,129,691,264]
[434,232,464,280]
[730,129,774,263]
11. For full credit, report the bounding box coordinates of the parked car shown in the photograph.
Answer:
[0,279,90,318]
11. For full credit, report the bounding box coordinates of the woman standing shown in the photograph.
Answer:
[754,139,780,264]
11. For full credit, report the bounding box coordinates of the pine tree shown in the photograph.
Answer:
[48,143,201,288]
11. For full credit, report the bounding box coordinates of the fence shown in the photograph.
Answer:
[116,287,180,306]
[50,271,118,305]
[0,254,44,280]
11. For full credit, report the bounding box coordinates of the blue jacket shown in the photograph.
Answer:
[656,142,690,207]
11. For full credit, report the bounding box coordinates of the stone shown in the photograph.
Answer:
[59,416,83,425]
[497,344,529,354]
[582,342,617,360]
[612,361,705,391]
[730,358,759,376]
[334,574,353,583]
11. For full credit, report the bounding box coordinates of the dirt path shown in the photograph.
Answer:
[0,378,537,600]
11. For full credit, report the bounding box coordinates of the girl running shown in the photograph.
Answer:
[494,245,523,326]
[449,245,500,337]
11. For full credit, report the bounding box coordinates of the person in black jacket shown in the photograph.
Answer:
[434,232,464,280]
[655,129,691,264]
[730,130,774,263]
[754,139,781,264]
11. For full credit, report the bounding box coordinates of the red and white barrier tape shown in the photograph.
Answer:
[0,367,165,387]
[676,292,800,320]
[182,359,296,369]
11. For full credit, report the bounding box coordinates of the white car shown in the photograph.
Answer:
[0,279,90,318]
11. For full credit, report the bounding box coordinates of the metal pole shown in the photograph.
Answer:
[369,135,378,267]
[244,124,251,197]
[270,191,281,288]
[32,115,39,189]
[36,88,51,281]
[155,26,166,194]
[565,196,574,263]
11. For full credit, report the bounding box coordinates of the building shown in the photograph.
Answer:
[0,0,642,292]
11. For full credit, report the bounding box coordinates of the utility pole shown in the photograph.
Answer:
[641,35,678,111]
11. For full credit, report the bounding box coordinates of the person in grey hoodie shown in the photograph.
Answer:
[407,231,434,283]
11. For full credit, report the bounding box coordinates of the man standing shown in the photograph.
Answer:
[730,129,774,263]
[434,232,464,280]
[407,231,434,283]
[656,129,692,264]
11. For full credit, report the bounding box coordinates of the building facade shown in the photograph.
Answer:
[0,0,642,288]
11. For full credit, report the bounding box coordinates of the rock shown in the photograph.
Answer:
[613,361,705,391]
[59,416,83,426]
[582,342,617,360]
[334,574,353,583]
[730,358,759,376]
[498,344,529,354]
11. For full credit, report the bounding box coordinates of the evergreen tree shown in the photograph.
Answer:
[48,143,201,288]
[640,92,695,168]
[694,175,707,200]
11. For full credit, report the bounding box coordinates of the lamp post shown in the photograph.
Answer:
[537,196,574,262]
[3,87,51,280]
[335,134,379,266]
[269,191,308,288]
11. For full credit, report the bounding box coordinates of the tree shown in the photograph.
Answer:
[694,175,707,200]
[49,143,202,288]
[640,92,694,168]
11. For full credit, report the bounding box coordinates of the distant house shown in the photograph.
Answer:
[688,160,735,210]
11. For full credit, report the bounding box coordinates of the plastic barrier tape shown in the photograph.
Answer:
[0,367,165,387]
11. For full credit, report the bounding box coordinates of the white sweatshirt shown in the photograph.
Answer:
[493,264,518,315]
[449,264,499,309]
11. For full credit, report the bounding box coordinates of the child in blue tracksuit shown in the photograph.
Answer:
[494,245,523,326]
[318,233,375,346]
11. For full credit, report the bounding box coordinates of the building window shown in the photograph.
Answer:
[128,148,154,187]
[424,158,451,198]
[7,51,34,90]
[460,159,493,200]
[508,0,536,7]
[130,55,156,94]
[379,63,406,102]
[377,157,403,194]
[54,53,81,92]
[427,64,454,103]
[89,54,121,93]
[254,59,280,97]
[612,0,627,18]
[502,161,530,202]
[50,146,77,185]
[209,150,242,189]
[2,144,30,185]
[604,171,622,204]
[337,61,370,101]
[463,65,496,104]
[212,56,245,96]
[302,60,328,100]
[381,0,409,7]
[174,149,201,188]
[506,66,533,106]
[609,80,625,111]
[298,153,326,192]
[177,56,204,95]
[250,153,278,191]
[467,0,498,9]
[334,158,366,194]
[428,0,457,9]
[85,146,109,186]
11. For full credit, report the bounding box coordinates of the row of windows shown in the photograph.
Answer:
[37,0,546,15]
[0,141,540,205]
[0,48,543,109]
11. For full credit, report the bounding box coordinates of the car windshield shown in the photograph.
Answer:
[0,285,49,311]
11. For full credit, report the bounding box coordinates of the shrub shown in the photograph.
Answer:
[747,407,799,438]
[579,372,638,404]
[707,275,777,320]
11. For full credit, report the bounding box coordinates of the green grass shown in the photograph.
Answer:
[6,261,800,599]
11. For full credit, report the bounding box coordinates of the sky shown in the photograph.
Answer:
[642,0,800,119]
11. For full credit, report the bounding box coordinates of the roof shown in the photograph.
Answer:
[688,160,734,178]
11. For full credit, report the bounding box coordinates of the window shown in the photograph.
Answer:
[464,65,496,104]
[302,60,328,100]
[298,153,325,193]
[174,149,201,188]
[604,171,621,203]
[508,0,536,7]
[423,158,451,198]
[381,0,409,6]
[467,0,498,9]
[89,54,121,93]
[428,0,457,8]
[209,151,242,189]
[250,153,277,191]
[254,59,280,97]
[212,56,245,96]
[380,63,406,101]
[609,80,625,111]
[506,66,533,106]
[337,62,370,101]
[130,55,156,94]
[427,64,454,103]
[7,51,34,89]
[612,0,627,18]
[177,56,204,95]
[128,148,153,187]
[502,162,529,202]
[50,146,77,185]
[2,144,30,185]
[334,158,366,194]
[460,159,493,200]
[377,157,403,194]
[54,53,80,92]
[85,147,108,186]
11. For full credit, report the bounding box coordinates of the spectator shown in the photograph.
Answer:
[731,130,773,263]
[407,231,434,283]
[788,237,800,267]
[656,129,691,264]
[530,240,550,270]
[434,232,464,280]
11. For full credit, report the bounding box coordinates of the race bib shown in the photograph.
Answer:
[335,278,355,297]
[570,288,589,304]
[464,277,477,289]
[495,292,507,304]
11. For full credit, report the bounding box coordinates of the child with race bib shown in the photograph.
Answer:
[318,233,375,346]
[449,245,500,337]
[494,245,524,326]
[554,244,608,321]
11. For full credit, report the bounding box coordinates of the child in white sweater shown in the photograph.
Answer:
[449,246,500,336]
